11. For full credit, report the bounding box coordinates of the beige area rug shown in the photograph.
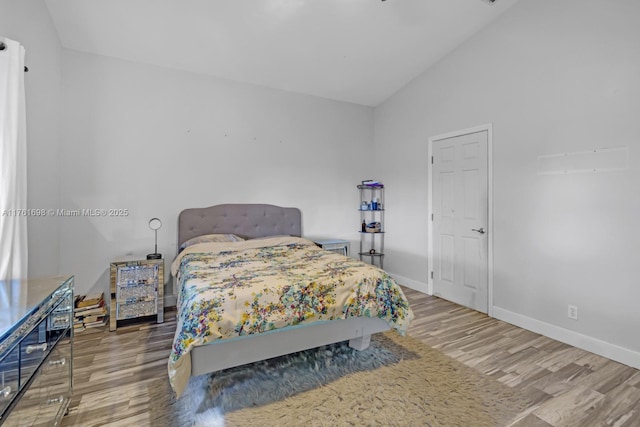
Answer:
[150,332,529,426]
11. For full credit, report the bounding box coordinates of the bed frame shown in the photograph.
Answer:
[177,203,390,377]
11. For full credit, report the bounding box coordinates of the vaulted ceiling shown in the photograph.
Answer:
[44,0,520,106]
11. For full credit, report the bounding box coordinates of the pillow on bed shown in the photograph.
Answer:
[179,234,245,252]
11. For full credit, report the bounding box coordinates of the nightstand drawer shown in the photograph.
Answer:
[117,300,157,319]
[117,282,157,302]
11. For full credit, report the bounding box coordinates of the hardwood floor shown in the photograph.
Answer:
[60,288,640,426]
[403,288,640,427]
[61,318,176,427]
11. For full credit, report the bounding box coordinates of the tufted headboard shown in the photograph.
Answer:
[177,203,302,247]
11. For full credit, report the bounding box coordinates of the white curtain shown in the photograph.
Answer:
[0,37,28,282]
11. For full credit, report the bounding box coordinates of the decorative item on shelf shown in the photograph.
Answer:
[147,217,162,260]
[360,201,369,210]
[365,222,381,233]
[361,180,384,188]
[361,220,366,232]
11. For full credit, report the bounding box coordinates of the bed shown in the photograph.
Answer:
[168,203,414,397]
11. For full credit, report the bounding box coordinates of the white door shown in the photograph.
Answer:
[431,130,488,313]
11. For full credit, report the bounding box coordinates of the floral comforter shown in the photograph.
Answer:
[168,236,414,397]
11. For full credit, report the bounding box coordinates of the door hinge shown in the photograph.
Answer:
[430,271,434,279]
[431,213,434,221]
[431,156,434,164]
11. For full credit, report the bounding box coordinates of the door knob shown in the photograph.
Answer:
[471,227,486,234]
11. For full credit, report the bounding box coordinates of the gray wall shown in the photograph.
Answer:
[374,0,640,365]
[58,50,373,296]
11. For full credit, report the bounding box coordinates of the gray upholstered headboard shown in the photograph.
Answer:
[177,203,302,247]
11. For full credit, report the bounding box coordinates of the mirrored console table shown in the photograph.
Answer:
[0,275,74,426]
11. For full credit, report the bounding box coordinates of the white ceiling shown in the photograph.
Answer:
[44,0,519,106]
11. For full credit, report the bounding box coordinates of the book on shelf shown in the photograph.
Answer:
[82,314,105,324]
[84,316,108,328]
[76,292,105,309]
[75,299,106,316]
[74,292,109,331]
[78,306,107,317]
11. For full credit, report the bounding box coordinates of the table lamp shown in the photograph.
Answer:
[147,217,162,260]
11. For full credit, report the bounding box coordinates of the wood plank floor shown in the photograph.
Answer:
[403,288,640,427]
[60,287,640,426]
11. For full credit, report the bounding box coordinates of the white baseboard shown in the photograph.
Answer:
[387,272,429,294]
[164,293,177,308]
[493,306,640,370]
[384,272,640,370]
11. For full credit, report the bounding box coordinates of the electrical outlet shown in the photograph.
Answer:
[568,305,578,320]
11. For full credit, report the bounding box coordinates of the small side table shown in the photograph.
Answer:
[311,238,350,256]
[110,256,164,331]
